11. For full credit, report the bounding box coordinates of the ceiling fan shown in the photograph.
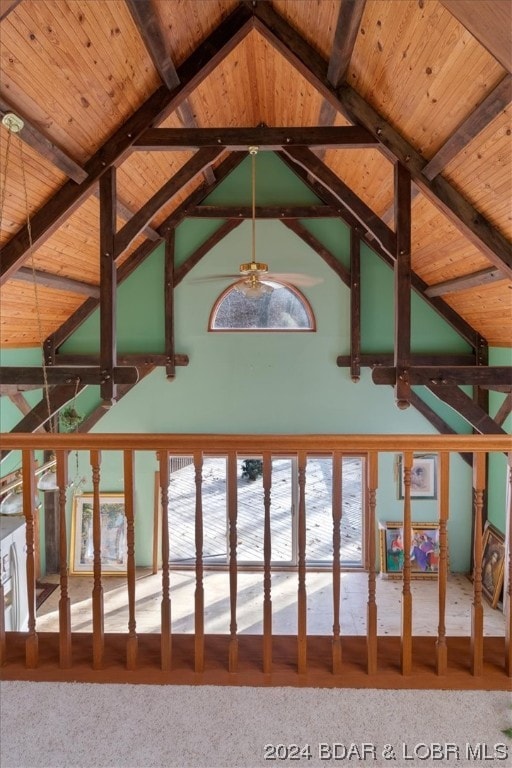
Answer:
[193,146,322,299]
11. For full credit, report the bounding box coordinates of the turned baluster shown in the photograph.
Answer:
[227,452,238,672]
[401,450,413,676]
[262,451,272,673]
[436,452,449,675]
[124,450,138,670]
[471,451,486,676]
[194,451,205,673]
[332,451,342,674]
[366,451,378,675]
[297,450,307,674]
[56,450,72,668]
[159,450,171,671]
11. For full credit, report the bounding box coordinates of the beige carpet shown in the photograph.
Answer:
[1,683,511,768]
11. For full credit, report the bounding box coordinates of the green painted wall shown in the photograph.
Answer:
[2,154,508,574]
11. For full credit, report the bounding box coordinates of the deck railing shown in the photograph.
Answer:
[0,433,511,689]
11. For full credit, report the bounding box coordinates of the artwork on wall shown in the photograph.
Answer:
[379,521,441,579]
[70,493,127,574]
[481,522,505,609]
[397,454,437,499]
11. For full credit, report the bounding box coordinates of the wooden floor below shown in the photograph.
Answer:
[1,633,510,690]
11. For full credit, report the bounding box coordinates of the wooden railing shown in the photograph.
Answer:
[0,433,511,689]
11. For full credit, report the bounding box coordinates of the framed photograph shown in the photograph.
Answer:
[70,493,127,574]
[481,522,505,609]
[397,454,437,499]
[379,521,440,579]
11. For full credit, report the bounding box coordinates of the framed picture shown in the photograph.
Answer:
[379,521,440,579]
[481,522,505,609]
[397,454,437,499]
[70,493,127,574]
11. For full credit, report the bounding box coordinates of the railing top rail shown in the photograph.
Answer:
[0,433,510,453]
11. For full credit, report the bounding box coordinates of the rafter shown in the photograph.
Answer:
[0,0,22,23]
[280,220,350,286]
[251,2,512,279]
[92,189,160,241]
[494,393,512,427]
[125,0,180,90]
[13,268,99,298]
[327,0,367,87]
[424,267,506,298]
[0,2,253,284]
[426,384,506,435]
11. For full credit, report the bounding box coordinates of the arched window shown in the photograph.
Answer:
[209,280,315,331]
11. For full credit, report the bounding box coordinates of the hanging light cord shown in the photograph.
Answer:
[1,115,53,431]
[250,146,257,265]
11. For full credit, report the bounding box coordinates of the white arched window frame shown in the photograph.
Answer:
[208,280,316,332]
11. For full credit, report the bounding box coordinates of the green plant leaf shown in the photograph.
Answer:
[502,727,512,739]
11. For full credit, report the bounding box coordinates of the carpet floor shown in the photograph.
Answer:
[1,682,511,768]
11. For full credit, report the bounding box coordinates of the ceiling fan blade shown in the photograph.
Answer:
[265,273,323,287]
[190,274,241,282]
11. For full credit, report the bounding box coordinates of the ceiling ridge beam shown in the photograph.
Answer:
[422,73,512,180]
[251,2,512,279]
[277,150,480,350]
[0,2,253,284]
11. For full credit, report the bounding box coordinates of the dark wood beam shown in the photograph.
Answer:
[45,152,247,352]
[175,99,216,185]
[14,267,99,298]
[425,267,506,297]
[494,392,512,427]
[125,0,180,90]
[327,0,367,87]
[282,146,396,257]
[394,163,412,408]
[175,220,244,284]
[350,229,361,382]
[164,230,176,379]
[426,384,506,435]
[187,204,337,218]
[439,0,512,73]
[52,353,189,367]
[336,353,476,367]
[92,189,160,241]
[99,167,117,405]
[408,390,472,467]
[134,125,379,151]
[8,392,46,433]
[251,3,512,279]
[0,367,139,386]
[0,98,87,183]
[0,384,42,395]
[280,220,351,286]
[0,2,253,283]
[277,151,480,349]
[114,146,223,256]
[422,74,512,180]
[372,366,512,387]
[6,384,85,433]
[0,0,22,21]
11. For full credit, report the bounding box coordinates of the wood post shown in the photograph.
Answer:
[194,451,205,673]
[159,451,172,671]
[124,450,138,670]
[332,451,342,674]
[22,449,38,669]
[366,451,378,675]
[90,449,104,669]
[436,452,449,675]
[401,450,413,675]
[57,450,72,668]
[471,451,486,676]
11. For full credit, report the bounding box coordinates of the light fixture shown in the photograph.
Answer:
[37,466,58,491]
[234,147,274,301]
[0,489,23,515]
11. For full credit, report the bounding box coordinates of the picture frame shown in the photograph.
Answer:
[379,521,441,579]
[481,522,505,609]
[397,454,437,499]
[70,493,127,574]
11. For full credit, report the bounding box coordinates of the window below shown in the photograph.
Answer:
[209,280,315,331]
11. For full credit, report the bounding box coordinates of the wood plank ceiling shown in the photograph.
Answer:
[0,0,510,353]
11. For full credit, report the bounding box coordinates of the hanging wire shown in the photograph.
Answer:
[250,146,257,265]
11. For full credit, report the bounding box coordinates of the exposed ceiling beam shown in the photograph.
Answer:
[187,204,337,218]
[0,384,41,395]
[0,96,87,183]
[0,0,22,22]
[422,74,512,180]
[494,392,512,427]
[394,164,412,408]
[99,166,117,405]
[133,125,378,150]
[277,150,480,349]
[0,367,139,386]
[282,146,396,257]
[251,2,512,280]
[372,366,512,387]
[426,384,506,435]
[14,267,99,298]
[408,390,472,466]
[114,146,223,256]
[176,99,216,186]
[125,0,180,90]
[439,0,512,73]
[5,384,86,434]
[0,2,253,284]
[52,353,189,367]
[327,0,367,87]
[425,267,506,298]
[44,153,247,353]
[174,220,243,284]
[280,220,350,286]
[8,393,46,433]
[336,353,476,367]
[92,189,160,241]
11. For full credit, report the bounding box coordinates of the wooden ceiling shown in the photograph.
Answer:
[0,0,511,350]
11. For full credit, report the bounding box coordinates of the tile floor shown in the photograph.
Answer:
[36,568,505,637]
